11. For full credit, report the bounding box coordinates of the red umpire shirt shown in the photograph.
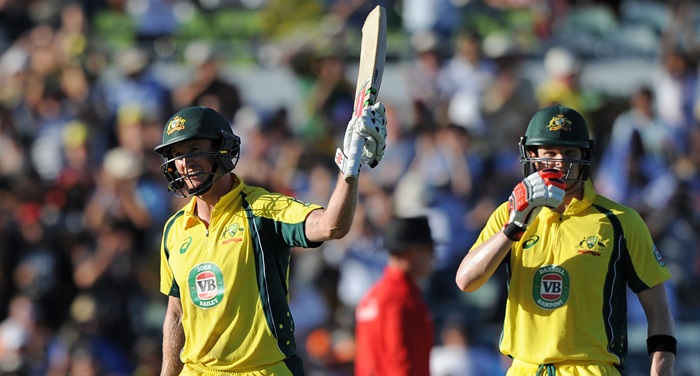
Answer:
[354,265,434,375]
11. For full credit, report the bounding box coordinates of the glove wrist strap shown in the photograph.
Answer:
[503,223,525,241]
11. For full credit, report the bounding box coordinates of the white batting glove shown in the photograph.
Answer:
[356,102,387,168]
[503,169,566,241]
[335,102,388,180]
[335,116,361,178]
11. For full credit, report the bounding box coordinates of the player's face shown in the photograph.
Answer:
[532,146,583,187]
[170,139,216,189]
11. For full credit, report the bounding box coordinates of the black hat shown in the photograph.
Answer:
[384,216,434,253]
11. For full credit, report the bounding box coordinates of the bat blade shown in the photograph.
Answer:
[344,5,387,184]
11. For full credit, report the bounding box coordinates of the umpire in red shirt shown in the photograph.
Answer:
[354,216,435,376]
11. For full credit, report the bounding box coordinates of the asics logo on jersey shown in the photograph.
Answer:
[522,235,540,249]
[180,237,193,254]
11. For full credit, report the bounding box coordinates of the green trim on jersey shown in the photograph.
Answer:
[163,210,185,298]
[158,177,322,373]
[241,192,299,358]
[594,204,629,368]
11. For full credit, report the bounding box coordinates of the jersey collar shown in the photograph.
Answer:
[180,174,246,228]
[563,179,596,216]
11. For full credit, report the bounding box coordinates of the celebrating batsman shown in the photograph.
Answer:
[456,105,675,375]
[154,105,386,375]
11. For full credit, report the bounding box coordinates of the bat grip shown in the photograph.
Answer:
[344,131,363,184]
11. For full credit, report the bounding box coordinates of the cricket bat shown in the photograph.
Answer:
[338,5,387,184]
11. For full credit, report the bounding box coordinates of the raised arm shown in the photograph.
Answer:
[305,103,387,243]
[305,175,358,242]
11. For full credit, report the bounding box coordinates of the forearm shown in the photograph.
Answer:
[650,351,674,376]
[161,304,185,376]
[306,173,358,242]
[326,173,357,235]
[455,231,512,292]
[638,284,676,376]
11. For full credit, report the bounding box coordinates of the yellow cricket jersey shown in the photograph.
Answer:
[159,176,322,374]
[471,180,671,370]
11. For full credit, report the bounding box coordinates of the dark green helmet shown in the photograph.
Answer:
[522,105,592,148]
[154,106,241,197]
[519,105,595,181]
[155,106,236,155]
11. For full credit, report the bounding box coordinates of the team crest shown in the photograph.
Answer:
[166,116,186,135]
[577,235,605,256]
[221,223,244,244]
[188,263,225,308]
[548,114,572,132]
[532,265,569,309]
[225,223,241,238]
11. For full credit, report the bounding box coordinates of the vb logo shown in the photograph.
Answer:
[196,272,217,299]
[188,263,224,308]
[532,265,569,309]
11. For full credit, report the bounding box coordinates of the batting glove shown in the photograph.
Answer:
[356,102,387,167]
[335,103,388,179]
[503,169,566,241]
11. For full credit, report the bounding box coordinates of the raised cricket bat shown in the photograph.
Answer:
[338,5,387,184]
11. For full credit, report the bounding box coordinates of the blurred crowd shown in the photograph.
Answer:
[0,0,699,375]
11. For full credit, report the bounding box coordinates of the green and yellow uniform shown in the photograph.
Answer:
[159,177,322,375]
[472,180,671,375]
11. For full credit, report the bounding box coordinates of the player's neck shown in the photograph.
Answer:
[194,174,236,225]
[557,184,585,213]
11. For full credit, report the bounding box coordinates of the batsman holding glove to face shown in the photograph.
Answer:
[154,105,387,376]
[456,105,676,376]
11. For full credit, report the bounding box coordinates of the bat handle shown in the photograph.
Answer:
[344,131,364,184]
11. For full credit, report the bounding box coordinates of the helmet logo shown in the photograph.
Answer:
[548,114,572,132]
[166,116,186,135]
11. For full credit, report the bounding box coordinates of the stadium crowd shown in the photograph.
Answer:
[0,0,698,375]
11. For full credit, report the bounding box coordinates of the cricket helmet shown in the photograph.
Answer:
[519,105,595,182]
[154,106,241,197]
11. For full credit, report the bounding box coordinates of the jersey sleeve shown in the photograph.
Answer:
[248,191,324,249]
[159,214,183,297]
[470,201,510,251]
[623,212,672,293]
[159,234,176,296]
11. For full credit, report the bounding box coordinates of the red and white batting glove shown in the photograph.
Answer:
[335,103,388,177]
[503,169,566,241]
